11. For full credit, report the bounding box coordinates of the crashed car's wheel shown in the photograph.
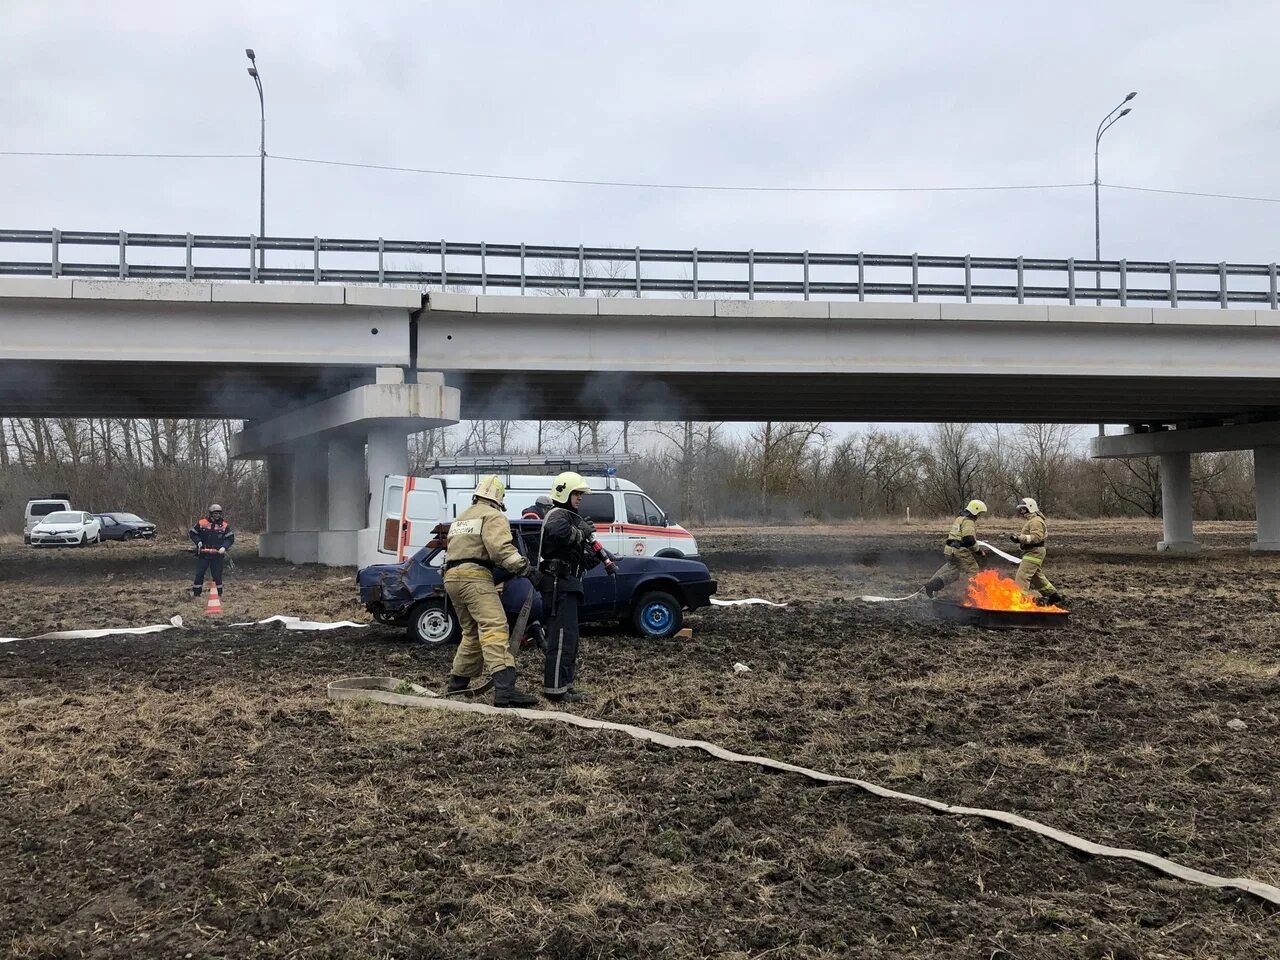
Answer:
[407,599,460,645]
[631,590,683,639]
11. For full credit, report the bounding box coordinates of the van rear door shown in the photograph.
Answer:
[380,475,446,560]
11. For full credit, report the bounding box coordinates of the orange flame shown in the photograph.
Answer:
[964,569,1066,613]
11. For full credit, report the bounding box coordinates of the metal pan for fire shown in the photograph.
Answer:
[931,599,1070,630]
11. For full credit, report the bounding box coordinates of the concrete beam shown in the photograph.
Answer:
[0,277,74,299]
[421,293,1271,380]
[230,373,460,458]
[1092,420,1280,458]
[0,299,409,366]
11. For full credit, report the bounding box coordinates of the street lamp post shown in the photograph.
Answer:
[246,48,266,277]
[1094,91,1137,304]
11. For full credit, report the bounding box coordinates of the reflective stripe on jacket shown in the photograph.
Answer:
[189,518,234,550]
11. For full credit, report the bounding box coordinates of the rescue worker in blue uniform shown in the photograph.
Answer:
[537,472,616,703]
[190,503,234,598]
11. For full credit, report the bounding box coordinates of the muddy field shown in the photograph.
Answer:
[2,521,1278,958]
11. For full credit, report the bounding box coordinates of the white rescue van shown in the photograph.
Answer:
[377,467,699,563]
[24,494,72,545]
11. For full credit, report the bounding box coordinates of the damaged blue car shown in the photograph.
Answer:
[357,519,717,643]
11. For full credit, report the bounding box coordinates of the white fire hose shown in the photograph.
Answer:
[328,677,1280,907]
[859,540,1020,603]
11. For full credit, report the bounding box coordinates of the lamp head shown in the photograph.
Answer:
[1119,107,1131,117]
[247,66,258,78]
[245,48,256,61]
[1124,91,1137,101]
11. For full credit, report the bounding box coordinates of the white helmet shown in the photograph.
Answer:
[1016,497,1040,515]
[208,503,224,514]
[472,475,506,507]
[550,471,591,505]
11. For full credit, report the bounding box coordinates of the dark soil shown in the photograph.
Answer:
[2,522,1278,958]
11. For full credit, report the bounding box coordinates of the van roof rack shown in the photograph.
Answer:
[426,455,636,475]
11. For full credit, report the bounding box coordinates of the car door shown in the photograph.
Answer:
[99,516,116,539]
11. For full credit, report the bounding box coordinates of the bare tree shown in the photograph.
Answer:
[920,423,986,513]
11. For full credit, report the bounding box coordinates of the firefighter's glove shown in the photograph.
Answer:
[1008,534,1020,545]
[526,568,546,590]
[581,519,596,534]
[604,559,618,576]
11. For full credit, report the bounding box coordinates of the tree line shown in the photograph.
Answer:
[0,416,1254,534]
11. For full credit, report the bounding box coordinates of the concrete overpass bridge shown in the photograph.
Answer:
[3,228,1279,564]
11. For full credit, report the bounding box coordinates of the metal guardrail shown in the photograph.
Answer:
[1,228,1277,307]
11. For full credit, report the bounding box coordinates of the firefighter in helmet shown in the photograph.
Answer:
[1009,497,1067,607]
[537,471,616,703]
[923,499,987,598]
[189,503,234,598]
[442,476,541,708]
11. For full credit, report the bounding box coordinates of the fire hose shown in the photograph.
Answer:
[858,540,1020,603]
[326,676,1280,907]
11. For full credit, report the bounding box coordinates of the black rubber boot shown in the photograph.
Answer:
[445,675,471,694]
[545,688,587,704]
[493,667,538,708]
[923,577,945,599]
[528,623,547,652]
[1042,592,1068,608]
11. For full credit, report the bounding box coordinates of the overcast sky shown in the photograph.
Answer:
[5,0,1279,261]
[3,1,1277,447]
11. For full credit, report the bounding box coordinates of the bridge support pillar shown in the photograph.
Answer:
[319,436,367,566]
[231,371,460,568]
[260,453,295,560]
[1157,452,1201,554]
[280,446,329,564]
[1251,446,1280,553]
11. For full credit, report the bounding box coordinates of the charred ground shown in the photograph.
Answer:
[1,522,1278,958]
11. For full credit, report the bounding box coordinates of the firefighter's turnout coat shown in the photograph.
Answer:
[1014,512,1056,597]
[444,499,530,678]
[933,512,983,586]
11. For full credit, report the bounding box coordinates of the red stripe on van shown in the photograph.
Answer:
[612,523,695,538]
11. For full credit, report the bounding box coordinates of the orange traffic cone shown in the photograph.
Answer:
[204,583,223,617]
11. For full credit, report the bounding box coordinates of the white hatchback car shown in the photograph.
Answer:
[29,511,102,547]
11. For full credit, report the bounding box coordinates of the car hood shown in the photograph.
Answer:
[614,555,711,576]
[34,523,85,532]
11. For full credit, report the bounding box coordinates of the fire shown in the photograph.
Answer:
[964,569,1066,613]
